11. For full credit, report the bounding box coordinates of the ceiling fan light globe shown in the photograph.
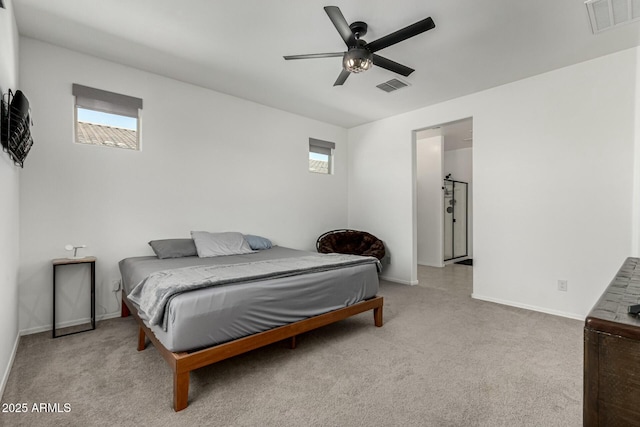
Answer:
[343,49,373,73]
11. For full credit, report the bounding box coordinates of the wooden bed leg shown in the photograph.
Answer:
[374,305,383,327]
[174,371,190,412]
[290,335,297,349]
[137,326,147,351]
[121,298,130,317]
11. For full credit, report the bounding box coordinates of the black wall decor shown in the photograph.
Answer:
[1,89,34,167]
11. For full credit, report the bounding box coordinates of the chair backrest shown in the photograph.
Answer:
[316,229,386,260]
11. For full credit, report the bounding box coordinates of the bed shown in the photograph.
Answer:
[119,239,384,411]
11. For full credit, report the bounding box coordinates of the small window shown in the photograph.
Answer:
[309,138,335,174]
[72,84,143,150]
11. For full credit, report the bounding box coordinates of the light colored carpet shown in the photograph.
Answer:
[1,265,583,426]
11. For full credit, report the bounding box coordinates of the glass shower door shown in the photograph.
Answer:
[443,180,454,261]
[444,179,468,261]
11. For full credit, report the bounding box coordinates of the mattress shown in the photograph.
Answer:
[119,246,379,352]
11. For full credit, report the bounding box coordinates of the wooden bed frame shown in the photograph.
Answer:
[121,293,383,411]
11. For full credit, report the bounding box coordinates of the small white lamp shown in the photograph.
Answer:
[65,244,86,259]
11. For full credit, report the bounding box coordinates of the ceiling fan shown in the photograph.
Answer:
[284,6,435,86]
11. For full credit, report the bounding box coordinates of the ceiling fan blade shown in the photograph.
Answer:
[324,6,356,47]
[283,52,344,60]
[372,54,414,77]
[333,70,350,86]
[366,17,435,53]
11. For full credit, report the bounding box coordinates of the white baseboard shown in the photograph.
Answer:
[97,312,122,322]
[379,275,419,286]
[1,332,20,401]
[471,293,585,321]
[417,262,445,268]
[20,311,122,336]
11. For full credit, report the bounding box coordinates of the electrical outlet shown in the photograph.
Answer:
[112,279,121,292]
[557,280,568,292]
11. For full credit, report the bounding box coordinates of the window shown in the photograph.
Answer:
[309,138,335,174]
[72,84,143,150]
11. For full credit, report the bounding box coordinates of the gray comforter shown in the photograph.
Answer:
[127,253,381,330]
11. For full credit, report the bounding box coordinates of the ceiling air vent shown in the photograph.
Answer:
[585,0,640,33]
[376,78,409,93]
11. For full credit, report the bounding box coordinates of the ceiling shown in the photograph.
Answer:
[11,0,640,128]
[416,118,473,152]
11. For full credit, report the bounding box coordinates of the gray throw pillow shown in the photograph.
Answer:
[244,234,273,250]
[148,239,198,259]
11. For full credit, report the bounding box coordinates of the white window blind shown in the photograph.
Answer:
[309,138,335,155]
[72,84,142,117]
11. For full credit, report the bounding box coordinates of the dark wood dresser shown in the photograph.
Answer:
[584,257,640,426]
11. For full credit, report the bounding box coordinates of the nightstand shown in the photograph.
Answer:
[52,256,96,338]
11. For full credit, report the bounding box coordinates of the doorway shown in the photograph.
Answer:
[415,117,473,269]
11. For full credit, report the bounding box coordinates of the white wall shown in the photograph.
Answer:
[18,37,348,333]
[0,0,20,398]
[347,117,418,285]
[443,147,473,258]
[416,135,444,267]
[633,50,640,255]
[349,47,639,319]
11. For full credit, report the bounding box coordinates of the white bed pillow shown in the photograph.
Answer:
[191,231,255,257]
